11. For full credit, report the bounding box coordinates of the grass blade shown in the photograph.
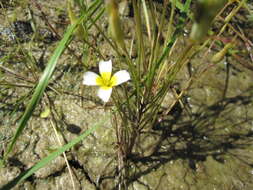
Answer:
[0,117,107,190]
[3,14,86,160]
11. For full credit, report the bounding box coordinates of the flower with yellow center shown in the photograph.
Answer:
[83,60,130,102]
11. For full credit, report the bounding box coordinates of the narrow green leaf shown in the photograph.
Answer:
[184,0,192,12]
[175,0,184,11]
[3,14,86,160]
[0,117,107,190]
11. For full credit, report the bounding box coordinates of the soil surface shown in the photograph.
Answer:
[1,0,253,189]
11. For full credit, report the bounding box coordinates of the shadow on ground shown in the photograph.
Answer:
[102,91,253,189]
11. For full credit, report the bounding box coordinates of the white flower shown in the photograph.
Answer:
[83,60,130,102]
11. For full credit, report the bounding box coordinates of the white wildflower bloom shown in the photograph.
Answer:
[97,87,112,103]
[99,60,112,76]
[83,60,130,102]
[83,72,99,85]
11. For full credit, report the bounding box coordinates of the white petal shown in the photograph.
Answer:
[97,87,112,102]
[83,71,99,85]
[99,60,112,75]
[112,70,130,86]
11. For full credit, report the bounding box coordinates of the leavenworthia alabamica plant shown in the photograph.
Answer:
[83,60,130,102]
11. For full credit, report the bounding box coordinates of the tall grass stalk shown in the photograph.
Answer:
[101,0,228,188]
[3,0,104,162]
[3,20,80,161]
[1,0,231,189]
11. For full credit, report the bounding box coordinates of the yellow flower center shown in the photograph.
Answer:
[96,72,117,90]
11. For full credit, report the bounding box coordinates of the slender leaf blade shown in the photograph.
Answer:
[3,14,86,160]
[0,117,106,190]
